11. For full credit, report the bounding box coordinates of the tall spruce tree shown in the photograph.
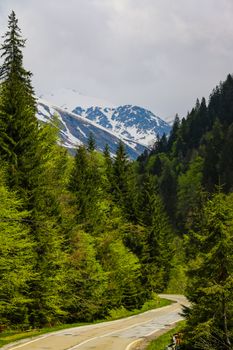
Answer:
[112,141,137,220]
[138,174,173,292]
[103,144,114,195]
[0,11,38,199]
[176,156,204,230]
[0,14,70,327]
[69,145,102,230]
[28,123,70,327]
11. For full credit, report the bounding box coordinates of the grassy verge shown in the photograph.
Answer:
[146,321,185,350]
[0,297,173,348]
[106,295,172,320]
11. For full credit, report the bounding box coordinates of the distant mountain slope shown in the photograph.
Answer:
[37,100,146,159]
[72,105,170,146]
[37,89,171,159]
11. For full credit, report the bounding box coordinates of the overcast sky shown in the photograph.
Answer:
[0,0,233,121]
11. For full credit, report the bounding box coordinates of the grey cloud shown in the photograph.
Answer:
[0,0,233,120]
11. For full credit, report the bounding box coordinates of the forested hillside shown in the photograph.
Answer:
[0,11,232,350]
[137,75,233,349]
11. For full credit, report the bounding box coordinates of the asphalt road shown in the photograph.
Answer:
[3,295,189,350]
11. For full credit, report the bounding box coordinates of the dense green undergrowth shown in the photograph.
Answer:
[0,297,172,348]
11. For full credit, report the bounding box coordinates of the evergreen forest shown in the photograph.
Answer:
[0,11,233,350]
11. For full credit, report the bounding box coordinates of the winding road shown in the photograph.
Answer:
[3,295,189,350]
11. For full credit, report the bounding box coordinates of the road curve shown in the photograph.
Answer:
[3,295,189,350]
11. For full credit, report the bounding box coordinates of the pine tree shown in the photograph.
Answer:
[201,119,224,192]
[111,141,137,220]
[139,174,173,292]
[103,143,114,194]
[0,14,69,327]
[69,145,102,229]
[103,144,112,174]
[184,192,233,350]
[158,155,177,219]
[167,114,180,152]
[97,231,142,311]
[27,123,70,327]
[113,141,129,187]
[176,156,204,229]
[0,11,38,199]
[63,228,107,322]
[87,132,96,152]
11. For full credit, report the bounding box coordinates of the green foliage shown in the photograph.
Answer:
[0,169,34,328]
[106,295,172,320]
[69,145,103,229]
[176,156,204,229]
[22,120,71,327]
[141,74,233,207]
[112,141,130,203]
[184,192,233,349]
[108,141,137,221]
[201,119,224,192]
[165,237,187,294]
[134,173,174,293]
[0,12,70,328]
[64,229,107,322]
[98,235,142,310]
[136,74,233,348]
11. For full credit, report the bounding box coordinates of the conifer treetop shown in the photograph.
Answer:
[0,11,26,80]
[0,10,36,110]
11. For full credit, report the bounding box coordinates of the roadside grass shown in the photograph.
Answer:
[106,294,172,320]
[146,321,185,350]
[0,296,173,348]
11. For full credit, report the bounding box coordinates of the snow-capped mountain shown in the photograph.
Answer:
[72,105,170,146]
[37,99,147,159]
[37,89,171,159]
